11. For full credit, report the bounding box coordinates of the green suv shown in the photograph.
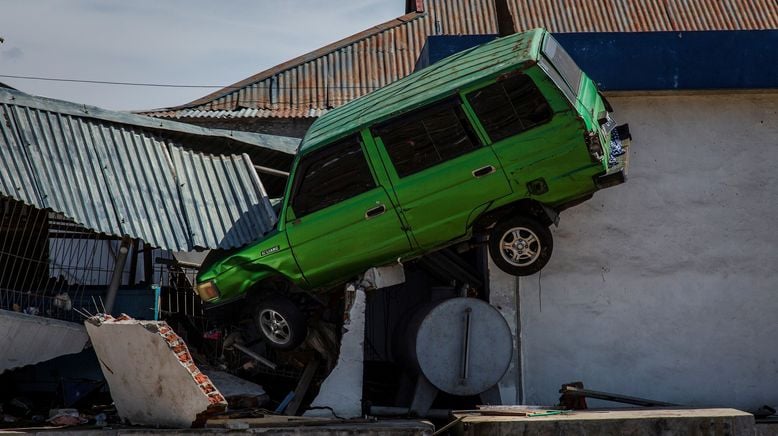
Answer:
[196,29,629,349]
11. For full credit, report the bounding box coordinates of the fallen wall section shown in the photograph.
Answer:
[0,309,89,374]
[85,314,226,428]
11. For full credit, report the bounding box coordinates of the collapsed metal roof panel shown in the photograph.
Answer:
[0,88,278,251]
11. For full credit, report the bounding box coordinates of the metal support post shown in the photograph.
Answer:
[104,237,131,315]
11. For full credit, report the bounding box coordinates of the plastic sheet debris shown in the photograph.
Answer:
[47,409,87,427]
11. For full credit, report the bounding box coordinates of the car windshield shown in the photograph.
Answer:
[542,35,582,99]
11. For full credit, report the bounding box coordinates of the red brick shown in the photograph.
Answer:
[194,373,209,384]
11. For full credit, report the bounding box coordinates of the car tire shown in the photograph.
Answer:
[489,215,553,276]
[254,296,307,350]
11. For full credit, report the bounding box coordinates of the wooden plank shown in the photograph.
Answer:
[285,357,320,415]
[205,415,332,428]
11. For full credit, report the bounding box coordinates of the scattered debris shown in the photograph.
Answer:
[559,382,678,408]
[558,381,588,410]
[47,409,87,427]
[751,405,776,419]
[233,343,277,371]
[205,414,337,429]
[285,358,320,416]
[202,370,269,410]
[472,405,557,416]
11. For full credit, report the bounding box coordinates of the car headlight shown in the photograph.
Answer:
[196,280,220,302]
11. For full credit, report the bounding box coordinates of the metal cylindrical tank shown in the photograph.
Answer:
[395,297,513,397]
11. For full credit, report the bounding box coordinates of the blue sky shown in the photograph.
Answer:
[0,1,403,110]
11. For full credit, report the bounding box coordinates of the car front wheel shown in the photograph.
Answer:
[254,296,307,350]
[489,216,553,276]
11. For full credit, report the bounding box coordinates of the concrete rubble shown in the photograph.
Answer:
[0,309,89,374]
[84,314,227,428]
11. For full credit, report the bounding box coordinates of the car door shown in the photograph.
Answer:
[285,134,412,287]
[371,97,512,250]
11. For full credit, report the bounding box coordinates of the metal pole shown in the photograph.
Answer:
[104,237,131,315]
[233,343,277,370]
[152,284,161,321]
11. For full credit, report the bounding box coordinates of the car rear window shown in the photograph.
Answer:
[542,35,582,98]
[465,74,553,143]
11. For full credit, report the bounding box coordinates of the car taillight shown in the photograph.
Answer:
[584,131,603,162]
[196,280,220,302]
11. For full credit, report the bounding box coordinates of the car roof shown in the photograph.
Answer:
[299,28,547,154]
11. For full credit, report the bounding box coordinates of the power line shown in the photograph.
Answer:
[0,74,384,90]
[0,74,236,89]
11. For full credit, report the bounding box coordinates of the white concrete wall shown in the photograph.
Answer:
[497,92,778,410]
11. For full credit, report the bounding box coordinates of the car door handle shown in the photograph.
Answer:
[365,204,386,219]
[472,165,496,178]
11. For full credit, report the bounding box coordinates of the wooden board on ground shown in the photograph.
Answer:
[205,415,336,428]
[472,405,556,416]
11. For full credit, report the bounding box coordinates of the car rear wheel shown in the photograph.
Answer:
[489,216,553,276]
[255,296,307,350]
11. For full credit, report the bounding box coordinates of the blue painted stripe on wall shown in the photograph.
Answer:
[420,31,778,90]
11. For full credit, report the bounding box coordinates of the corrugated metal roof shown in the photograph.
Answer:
[142,0,777,120]
[509,0,778,32]
[0,87,280,251]
[302,29,544,152]
[150,107,328,119]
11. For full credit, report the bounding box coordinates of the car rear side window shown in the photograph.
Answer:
[466,74,553,143]
[373,98,480,178]
[542,35,582,98]
[292,135,376,217]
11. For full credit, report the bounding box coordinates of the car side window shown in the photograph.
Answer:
[465,74,553,143]
[372,98,480,178]
[291,135,376,217]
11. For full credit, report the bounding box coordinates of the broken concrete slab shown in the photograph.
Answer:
[0,309,89,374]
[304,285,366,419]
[85,314,226,428]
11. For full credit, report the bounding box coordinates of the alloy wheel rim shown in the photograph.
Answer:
[499,226,541,267]
[259,309,291,344]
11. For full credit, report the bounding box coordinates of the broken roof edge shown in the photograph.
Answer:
[1,152,275,253]
[0,87,300,155]
[136,10,426,115]
[0,88,280,251]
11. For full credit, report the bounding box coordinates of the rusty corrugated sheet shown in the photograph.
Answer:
[0,87,280,251]
[142,0,777,120]
[511,0,778,32]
